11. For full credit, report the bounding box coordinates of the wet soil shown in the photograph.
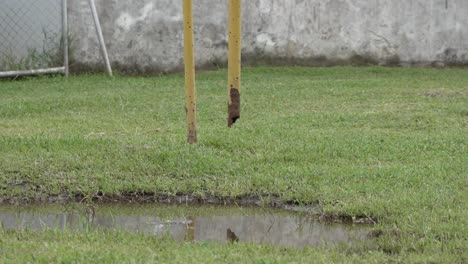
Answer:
[0,193,376,225]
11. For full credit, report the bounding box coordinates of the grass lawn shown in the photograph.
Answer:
[0,67,467,262]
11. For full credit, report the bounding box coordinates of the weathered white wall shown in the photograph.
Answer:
[69,0,468,73]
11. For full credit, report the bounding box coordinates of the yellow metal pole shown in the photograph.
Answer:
[183,0,197,143]
[227,0,242,127]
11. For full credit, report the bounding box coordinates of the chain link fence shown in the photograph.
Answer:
[0,0,66,74]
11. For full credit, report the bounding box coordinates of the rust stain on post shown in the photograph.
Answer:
[228,87,240,127]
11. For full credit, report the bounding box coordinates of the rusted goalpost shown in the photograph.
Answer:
[182,0,242,143]
[183,0,198,144]
[227,0,242,128]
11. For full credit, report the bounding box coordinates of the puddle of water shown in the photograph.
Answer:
[0,204,371,249]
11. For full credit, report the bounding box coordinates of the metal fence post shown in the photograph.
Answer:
[88,0,112,76]
[63,0,69,77]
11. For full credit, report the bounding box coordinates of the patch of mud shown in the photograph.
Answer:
[423,89,468,98]
[228,88,240,127]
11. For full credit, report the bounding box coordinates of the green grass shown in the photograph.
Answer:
[0,67,467,262]
[1,229,461,264]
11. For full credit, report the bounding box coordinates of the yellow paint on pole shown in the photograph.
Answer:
[183,0,197,143]
[227,0,242,127]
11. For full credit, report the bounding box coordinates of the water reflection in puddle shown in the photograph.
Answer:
[0,204,371,248]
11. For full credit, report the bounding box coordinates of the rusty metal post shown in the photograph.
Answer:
[183,0,197,143]
[227,0,242,127]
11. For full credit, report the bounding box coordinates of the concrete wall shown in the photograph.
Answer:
[68,0,468,73]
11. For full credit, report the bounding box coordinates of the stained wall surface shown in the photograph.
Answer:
[68,0,468,73]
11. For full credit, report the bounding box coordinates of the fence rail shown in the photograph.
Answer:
[0,0,67,76]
